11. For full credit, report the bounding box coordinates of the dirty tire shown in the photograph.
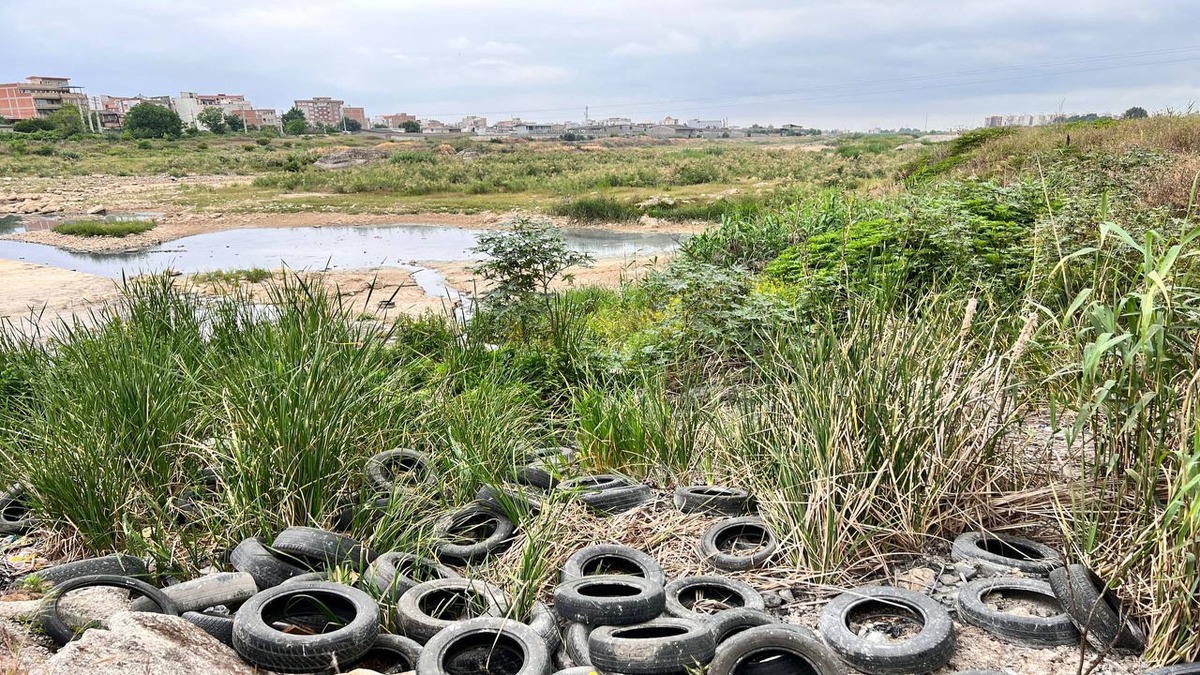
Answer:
[589,617,717,674]
[1145,665,1200,675]
[132,571,257,613]
[232,580,380,673]
[40,574,179,646]
[417,616,549,675]
[434,504,516,564]
[396,577,511,644]
[32,553,150,586]
[707,608,780,644]
[951,531,1063,576]
[355,632,424,674]
[1048,564,1146,655]
[281,571,329,585]
[699,517,778,572]
[476,483,543,518]
[362,551,460,604]
[579,483,653,515]
[0,484,33,534]
[527,601,562,652]
[957,576,1080,647]
[664,576,764,621]
[557,474,630,493]
[673,485,752,516]
[272,526,376,572]
[554,575,666,626]
[366,448,431,491]
[184,610,235,647]
[230,536,310,589]
[819,585,956,675]
[708,624,842,675]
[561,544,666,588]
[564,622,593,666]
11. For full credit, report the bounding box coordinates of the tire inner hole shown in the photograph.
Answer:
[981,589,1062,618]
[691,487,736,497]
[846,600,925,643]
[442,632,525,675]
[975,537,1046,561]
[572,476,618,490]
[578,582,641,598]
[581,556,643,577]
[384,455,424,481]
[420,589,490,622]
[355,646,414,672]
[447,513,499,544]
[262,591,355,634]
[395,558,446,582]
[678,585,744,614]
[2,501,28,521]
[612,624,690,640]
[715,524,769,555]
[737,649,822,675]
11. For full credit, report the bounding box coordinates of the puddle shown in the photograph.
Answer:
[0,216,23,235]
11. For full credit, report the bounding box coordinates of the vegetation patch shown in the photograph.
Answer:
[52,219,157,237]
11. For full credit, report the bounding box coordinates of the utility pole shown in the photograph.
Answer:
[585,105,589,124]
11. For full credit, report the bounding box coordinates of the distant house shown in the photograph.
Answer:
[293,97,345,127]
[686,118,727,129]
[0,76,87,120]
[97,94,172,130]
[172,92,257,129]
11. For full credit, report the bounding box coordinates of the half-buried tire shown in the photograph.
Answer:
[417,616,550,675]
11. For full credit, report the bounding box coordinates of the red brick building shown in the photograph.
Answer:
[343,107,366,126]
[0,76,87,120]
[293,97,344,127]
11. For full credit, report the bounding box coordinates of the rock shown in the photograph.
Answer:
[896,566,937,591]
[953,562,979,581]
[939,573,961,586]
[0,599,40,620]
[761,591,784,608]
[86,206,107,216]
[33,611,254,675]
[778,589,796,604]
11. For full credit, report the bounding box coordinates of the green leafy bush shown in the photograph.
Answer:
[53,219,157,237]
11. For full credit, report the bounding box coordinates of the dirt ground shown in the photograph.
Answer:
[0,260,122,329]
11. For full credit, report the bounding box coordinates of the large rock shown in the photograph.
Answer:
[34,611,254,675]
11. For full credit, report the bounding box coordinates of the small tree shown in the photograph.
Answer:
[341,116,362,132]
[196,106,228,133]
[281,107,306,126]
[224,112,250,133]
[284,118,308,136]
[124,103,183,139]
[1123,106,1149,119]
[400,119,421,133]
[47,104,86,137]
[470,216,593,306]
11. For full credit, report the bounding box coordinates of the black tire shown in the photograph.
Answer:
[366,448,431,491]
[664,576,764,621]
[579,483,653,515]
[707,607,780,644]
[232,580,380,673]
[589,617,717,674]
[557,474,630,493]
[951,532,1063,576]
[1145,665,1200,675]
[434,505,517,564]
[708,624,843,675]
[1048,564,1146,655]
[353,632,424,674]
[39,574,179,646]
[552,668,596,675]
[554,575,666,626]
[699,517,778,572]
[282,571,329,584]
[131,571,258,613]
[564,622,593,666]
[477,483,543,518]
[396,578,511,644]
[183,610,235,647]
[230,536,311,589]
[515,462,559,490]
[31,553,149,586]
[526,600,562,652]
[272,526,376,572]
[561,544,666,588]
[362,551,460,604]
[0,483,33,534]
[957,576,1080,647]
[417,616,550,675]
[673,485,752,516]
[818,585,956,675]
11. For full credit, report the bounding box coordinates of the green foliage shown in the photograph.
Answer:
[224,113,247,133]
[52,220,157,237]
[400,120,421,133]
[197,107,228,134]
[12,118,56,133]
[902,126,1019,182]
[470,217,594,306]
[341,117,362,132]
[46,105,87,137]
[1124,106,1150,120]
[281,107,306,126]
[551,196,638,222]
[284,118,308,136]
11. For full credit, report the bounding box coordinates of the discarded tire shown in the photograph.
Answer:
[664,575,764,621]
[40,574,179,646]
[589,617,717,674]
[515,446,575,490]
[366,448,430,491]
[354,632,424,674]
[362,551,460,604]
[558,474,630,493]
[417,616,550,675]
[232,580,380,673]
[0,484,33,534]
[230,536,310,589]
[699,517,778,571]
[132,571,258,613]
[527,600,562,652]
[561,544,666,587]
[564,622,594,666]
[951,531,1063,576]
[183,610,235,647]
[957,576,1080,647]
[272,526,376,572]
[554,575,666,626]
[707,607,780,644]
[579,483,653,515]
[32,553,150,586]
[819,585,956,675]
[434,504,516,563]
[476,483,543,518]
[396,577,511,644]
[708,624,843,675]
[673,485,752,516]
[1049,564,1146,655]
[1145,665,1200,675]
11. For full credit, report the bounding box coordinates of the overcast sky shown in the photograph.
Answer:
[3,0,1198,130]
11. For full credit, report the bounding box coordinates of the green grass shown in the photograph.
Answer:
[192,267,274,284]
[52,219,157,237]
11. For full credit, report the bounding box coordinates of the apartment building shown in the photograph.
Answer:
[172,92,255,129]
[342,107,366,127]
[97,95,172,130]
[378,113,417,129]
[293,97,344,127]
[0,76,87,120]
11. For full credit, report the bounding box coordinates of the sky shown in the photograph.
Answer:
[2,0,1198,131]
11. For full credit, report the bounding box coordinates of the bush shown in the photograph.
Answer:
[255,137,270,146]
[136,139,152,150]
[12,118,56,133]
[53,219,157,237]
[31,145,55,156]
[470,216,593,307]
[124,103,183,139]
[551,196,638,222]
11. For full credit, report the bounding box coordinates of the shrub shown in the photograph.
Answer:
[470,216,593,307]
[255,137,270,146]
[551,196,638,222]
[53,219,157,237]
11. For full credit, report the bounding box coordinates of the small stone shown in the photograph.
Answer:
[778,589,796,604]
[761,591,785,608]
[939,573,960,586]
[896,567,937,591]
[953,562,978,581]
[86,206,107,216]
